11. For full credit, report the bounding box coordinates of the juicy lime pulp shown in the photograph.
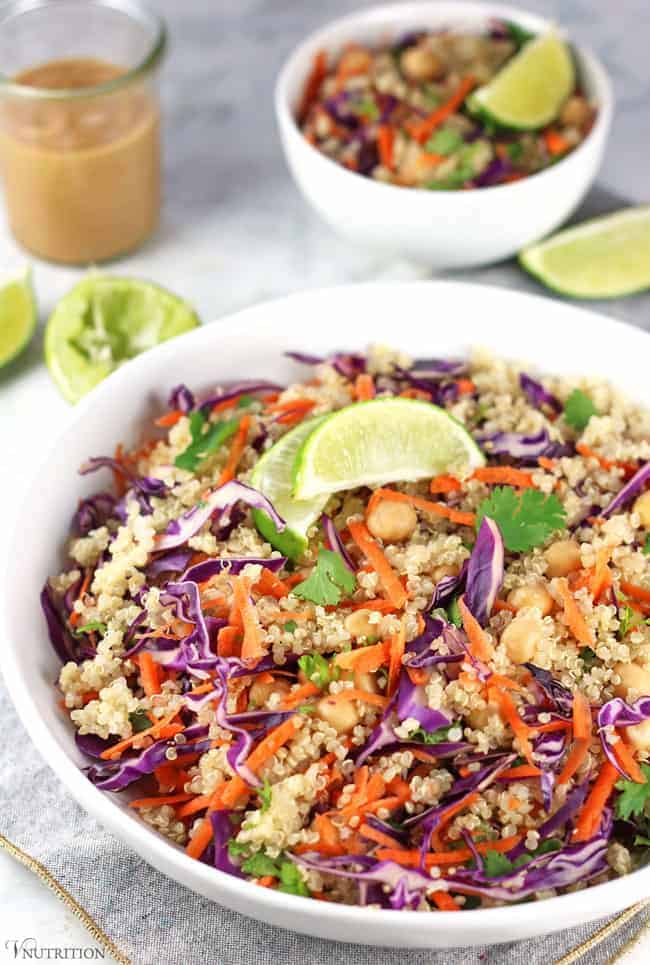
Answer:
[520,206,650,299]
[0,269,37,367]
[470,32,575,130]
[251,415,328,559]
[292,397,485,500]
[45,276,200,403]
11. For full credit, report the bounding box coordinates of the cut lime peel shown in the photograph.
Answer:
[0,267,37,368]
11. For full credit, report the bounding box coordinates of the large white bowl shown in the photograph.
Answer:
[2,282,649,948]
[275,2,613,269]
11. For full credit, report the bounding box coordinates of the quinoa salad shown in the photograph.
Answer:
[298,21,595,190]
[44,346,650,911]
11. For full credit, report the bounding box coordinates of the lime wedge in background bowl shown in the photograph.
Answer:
[520,206,650,298]
[45,276,200,403]
[292,398,485,500]
[0,269,37,368]
[469,32,575,130]
[251,415,328,559]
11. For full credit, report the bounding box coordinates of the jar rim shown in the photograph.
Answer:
[0,0,166,99]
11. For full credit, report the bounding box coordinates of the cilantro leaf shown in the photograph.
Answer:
[476,487,567,552]
[352,97,379,120]
[615,764,650,820]
[634,834,650,847]
[241,851,280,878]
[293,548,356,606]
[73,620,107,636]
[412,724,456,745]
[618,605,636,639]
[278,860,311,897]
[506,142,524,162]
[259,779,272,814]
[564,390,598,431]
[298,652,339,688]
[644,534,650,556]
[483,850,514,877]
[227,839,250,858]
[512,838,562,868]
[128,709,152,733]
[425,127,463,156]
[580,646,598,668]
[447,596,462,628]
[174,411,240,472]
[283,620,297,633]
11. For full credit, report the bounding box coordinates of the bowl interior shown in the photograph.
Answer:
[2,281,649,946]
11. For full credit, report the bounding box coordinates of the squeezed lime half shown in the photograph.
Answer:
[292,398,485,500]
[45,276,200,402]
[0,269,37,368]
[251,415,328,559]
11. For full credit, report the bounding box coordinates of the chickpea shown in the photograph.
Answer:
[316,696,360,734]
[507,581,553,617]
[625,719,650,752]
[401,46,444,82]
[560,95,590,128]
[501,615,543,664]
[544,539,582,578]
[249,677,290,708]
[344,609,379,639]
[633,491,650,528]
[347,670,379,695]
[432,564,460,583]
[468,703,499,730]
[366,500,417,543]
[613,661,650,701]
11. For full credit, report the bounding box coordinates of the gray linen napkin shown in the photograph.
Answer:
[1,679,648,965]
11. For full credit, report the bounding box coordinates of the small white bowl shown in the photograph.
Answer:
[274,2,613,268]
[2,282,649,948]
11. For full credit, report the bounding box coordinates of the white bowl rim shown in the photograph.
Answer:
[2,279,649,942]
[274,0,614,199]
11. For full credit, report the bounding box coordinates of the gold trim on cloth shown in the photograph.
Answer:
[0,833,130,965]
[553,901,650,965]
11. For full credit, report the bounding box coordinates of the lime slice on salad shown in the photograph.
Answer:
[293,398,485,500]
[469,32,575,130]
[520,206,650,298]
[0,269,37,368]
[251,415,329,559]
[45,276,200,403]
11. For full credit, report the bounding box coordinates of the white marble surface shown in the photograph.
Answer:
[1,0,650,960]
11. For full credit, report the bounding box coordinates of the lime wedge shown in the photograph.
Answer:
[520,207,650,298]
[293,398,485,500]
[469,32,575,130]
[45,276,200,403]
[0,269,37,368]
[251,415,328,559]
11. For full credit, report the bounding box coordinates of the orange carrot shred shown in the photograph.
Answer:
[556,578,595,647]
[354,372,376,401]
[232,575,265,664]
[573,761,619,841]
[406,76,476,142]
[473,467,535,488]
[139,651,162,698]
[348,520,407,609]
[387,622,406,697]
[429,474,462,494]
[458,596,494,662]
[218,414,252,486]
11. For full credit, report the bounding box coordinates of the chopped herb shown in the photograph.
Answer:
[425,127,463,156]
[298,652,339,688]
[476,487,567,553]
[412,723,455,745]
[460,895,482,909]
[644,534,650,556]
[236,394,255,408]
[447,596,462,628]
[227,839,250,858]
[278,860,311,897]
[241,851,280,878]
[483,850,514,877]
[634,834,650,847]
[618,605,636,639]
[504,20,536,47]
[283,620,297,633]
[564,389,598,432]
[174,410,240,472]
[615,764,650,820]
[293,547,357,606]
[580,646,598,668]
[298,704,317,714]
[240,850,311,896]
[259,778,272,814]
[512,838,562,868]
[506,142,524,162]
[73,620,107,636]
[352,97,379,120]
[128,709,152,733]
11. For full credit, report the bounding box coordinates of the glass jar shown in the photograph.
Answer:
[0,0,166,264]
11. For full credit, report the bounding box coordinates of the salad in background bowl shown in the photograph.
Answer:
[275,2,612,268]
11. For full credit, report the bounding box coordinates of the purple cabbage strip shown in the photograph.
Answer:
[524,664,574,718]
[597,696,650,780]
[80,457,168,517]
[321,514,355,572]
[506,782,589,863]
[464,517,504,627]
[182,555,287,583]
[87,738,212,791]
[443,623,491,682]
[430,560,467,610]
[601,463,650,519]
[211,811,244,877]
[41,583,82,665]
[519,373,562,414]
[197,381,284,415]
[290,853,433,899]
[168,384,195,413]
[396,672,451,732]
[472,156,512,188]
[404,615,463,670]
[156,480,286,551]
[147,548,195,579]
[477,429,572,464]
[73,491,117,535]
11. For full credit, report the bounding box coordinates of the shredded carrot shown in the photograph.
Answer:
[217,625,240,658]
[556,578,595,647]
[429,474,462,494]
[359,823,405,850]
[620,580,650,604]
[129,793,193,809]
[256,876,276,888]
[407,666,430,686]
[544,128,570,156]
[324,689,388,709]
[100,710,181,760]
[280,682,320,709]
[138,651,162,698]
[335,45,371,88]
[334,640,390,673]
[589,546,612,601]
[473,467,535,488]
[406,76,476,142]
[557,740,589,786]
[155,409,183,428]
[354,372,375,401]
[387,623,406,697]
[612,732,647,785]
[418,151,444,168]
[572,690,593,743]
[185,815,215,859]
[253,568,290,600]
[377,125,394,170]
[368,488,476,527]
[455,378,476,396]
[488,685,535,766]
[298,49,327,123]
[348,520,407,609]
[538,457,557,471]
[431,891,460,911]
[176,794,212,818]
[573,761,619,841]
[534,719,572,734]
[218,415,252,486]
[268,397,315,414]
[264,609,314,623]
[458,596,494,662]
[493,599,517,614]
[499,765,542,780]
[231,575,265,664]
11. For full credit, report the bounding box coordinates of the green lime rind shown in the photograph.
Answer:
[469,32,575,131]
[519,206,650,299]
[251,415,328,559]
[0,268,37,367]
[292,398,485,501]
[45,276,200,403]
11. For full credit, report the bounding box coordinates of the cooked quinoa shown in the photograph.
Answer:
[45,346,650,911]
